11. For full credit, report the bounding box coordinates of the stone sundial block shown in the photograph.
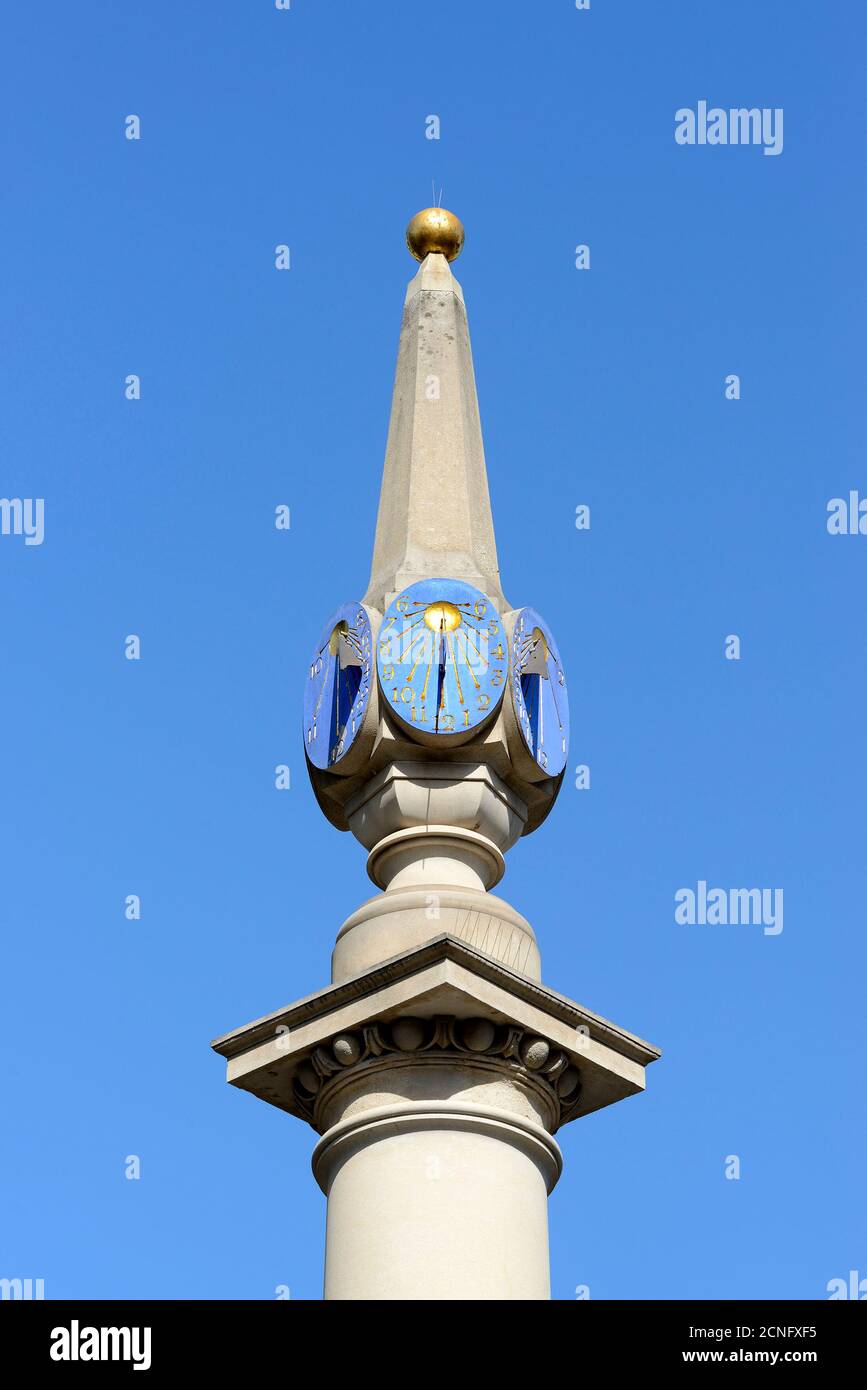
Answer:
[376,577,507,743]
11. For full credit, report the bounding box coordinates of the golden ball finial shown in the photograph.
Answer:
[406,206,464,263]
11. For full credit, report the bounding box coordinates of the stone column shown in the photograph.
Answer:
[313,1032,562,1300]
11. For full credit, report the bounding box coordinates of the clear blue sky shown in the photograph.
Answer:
[2,1,864,1300]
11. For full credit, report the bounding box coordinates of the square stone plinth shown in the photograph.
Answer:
[211,935,660,1130]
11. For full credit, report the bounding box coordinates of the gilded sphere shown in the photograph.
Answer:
[406,207,464,263]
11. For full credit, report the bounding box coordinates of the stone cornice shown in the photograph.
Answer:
[211,932,660,1070]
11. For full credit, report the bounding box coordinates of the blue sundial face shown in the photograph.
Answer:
[303,602,372,769]
[510,607,569,776]
[377,578,506,737]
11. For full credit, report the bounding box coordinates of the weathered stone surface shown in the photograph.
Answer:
[364,254,507,615]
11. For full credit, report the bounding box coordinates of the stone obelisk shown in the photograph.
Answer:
[212,209,659,1301]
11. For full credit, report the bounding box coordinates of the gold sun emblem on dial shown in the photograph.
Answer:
[423,601,462,633]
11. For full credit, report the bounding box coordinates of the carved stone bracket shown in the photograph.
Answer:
[292,1014,583,1133]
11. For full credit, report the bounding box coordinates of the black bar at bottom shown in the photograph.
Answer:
[1,1298,862,1373]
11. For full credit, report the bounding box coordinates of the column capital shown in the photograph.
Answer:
[211,935,660,1137]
